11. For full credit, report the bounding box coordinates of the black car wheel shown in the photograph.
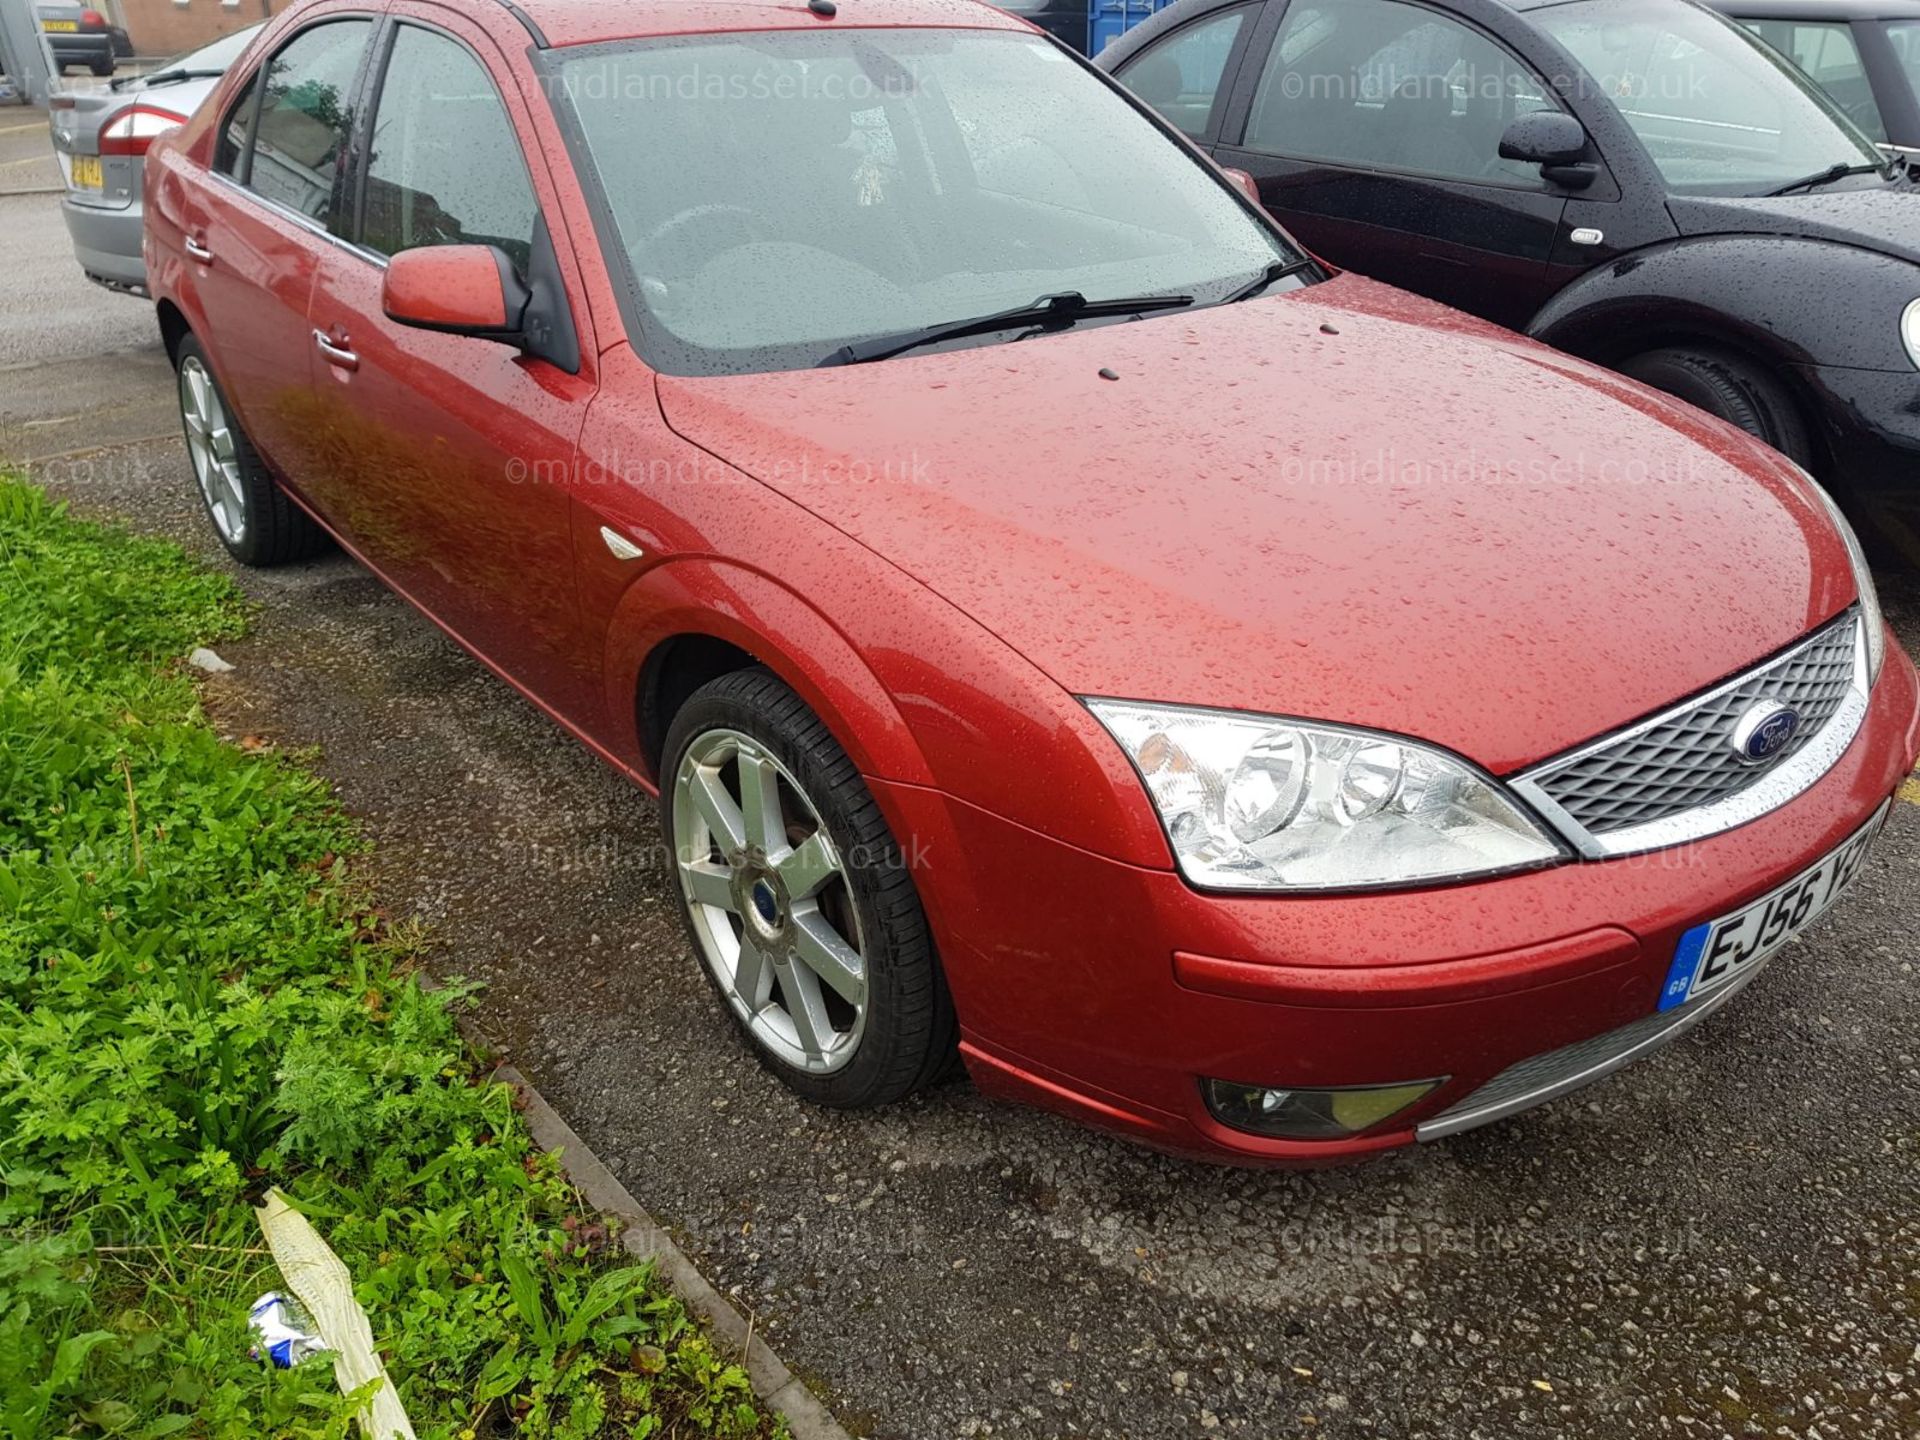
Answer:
[89,55,112,76]
[1622,347,1814,469]
[173,335,329,566]
[662,666,957,1108]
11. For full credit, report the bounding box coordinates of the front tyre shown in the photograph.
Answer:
[662,668,956,1108]
[1621,346,1813,469]
[174,335,328,566]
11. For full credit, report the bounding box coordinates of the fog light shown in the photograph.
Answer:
[1203,1078,1443,1140]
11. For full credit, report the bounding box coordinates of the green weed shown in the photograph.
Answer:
[0,480,781,1440]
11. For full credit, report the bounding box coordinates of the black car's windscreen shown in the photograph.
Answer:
[1535,0,1886,194]
[554,28,1300,374]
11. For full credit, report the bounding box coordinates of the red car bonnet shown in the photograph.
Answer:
[657,273,1857,775]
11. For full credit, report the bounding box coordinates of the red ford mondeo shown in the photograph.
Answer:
[145,0,1919,1163]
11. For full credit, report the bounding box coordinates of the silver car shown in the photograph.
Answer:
[49,23,262,295]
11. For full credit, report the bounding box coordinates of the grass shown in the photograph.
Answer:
[0,476,782,1440]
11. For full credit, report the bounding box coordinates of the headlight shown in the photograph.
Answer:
[1084,701,1565,891]
[1903,297,1920,370]
[1797,465,1885,686]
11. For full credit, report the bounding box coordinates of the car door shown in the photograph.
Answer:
[176,12,378,491]
[1212,0,1572,328]
[302,11,600,722]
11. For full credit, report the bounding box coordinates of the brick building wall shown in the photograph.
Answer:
[111,0,290,59]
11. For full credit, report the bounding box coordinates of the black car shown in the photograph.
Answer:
[998,0,1094,49]
[1098,0,1920,559]
[35,2,114,76]
[1706,0,1920,152]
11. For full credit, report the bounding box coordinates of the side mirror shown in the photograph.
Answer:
[1498,111,1600,189]
[1497,110,1588,166]
[1220,165,1262,206]
[382,244,530,344]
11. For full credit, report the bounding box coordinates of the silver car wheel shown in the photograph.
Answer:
[673,727,867,1074]
[178,354,247,546]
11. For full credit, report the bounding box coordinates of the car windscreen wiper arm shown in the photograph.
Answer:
[114,67,226,91]
[1224,257,1318,304]
[818,290,1194,367]
[1764,161,1886,196]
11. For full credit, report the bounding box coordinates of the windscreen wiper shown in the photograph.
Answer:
[112,67,226,91]
[818,290,1194,367]
[1224,257,1318,304]
[1765,161,1886,196]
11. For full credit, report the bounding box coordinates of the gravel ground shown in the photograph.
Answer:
[3,179,1918,1440]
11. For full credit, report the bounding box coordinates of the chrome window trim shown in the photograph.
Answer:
[208,169,389,268]
[1510,610,1867,859]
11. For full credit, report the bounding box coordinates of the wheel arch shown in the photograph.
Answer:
[1528,235,1913,377]
[1546,310,1828,467]
[608,557,940,795]
[1525,244,1858,475]
[155,298,191,367]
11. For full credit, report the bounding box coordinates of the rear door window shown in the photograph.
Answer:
[246,19,374,225]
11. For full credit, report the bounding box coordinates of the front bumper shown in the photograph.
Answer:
[1798,362,1920,554]
[875,639,1920,1166]
[60,194,145,291]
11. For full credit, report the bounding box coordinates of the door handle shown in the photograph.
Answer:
[313,329,359,371]
[184,235,214,264]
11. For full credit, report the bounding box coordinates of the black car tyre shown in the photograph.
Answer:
[662,666,957,1108]
[1623,347,1813,469]
[173,334,329,566]
[89,55,112,76]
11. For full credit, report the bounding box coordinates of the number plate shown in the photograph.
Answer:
[1658,803,1890,1012]
[70,154,103,190]
[42,18,78,30]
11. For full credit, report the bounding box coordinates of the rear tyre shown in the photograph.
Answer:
[89,56,112,76]
[173,334,329,566]
[1621,346,1814,468]
[661,667,957,1108]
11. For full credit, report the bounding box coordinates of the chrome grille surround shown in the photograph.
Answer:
[1511,610,1868,859]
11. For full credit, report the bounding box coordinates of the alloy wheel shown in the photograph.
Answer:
[672,728,868,1073]
[178,354,247,546]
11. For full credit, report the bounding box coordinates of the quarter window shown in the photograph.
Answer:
[1244,0,1560,187]
[359,26,539,274]
[246,20,373,225]
[213,72,257,180]
[1116,8,1250,139]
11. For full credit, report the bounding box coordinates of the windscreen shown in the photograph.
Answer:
[556,28,1298,374]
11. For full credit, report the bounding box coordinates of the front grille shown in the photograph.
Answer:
[1525,611,1860,837]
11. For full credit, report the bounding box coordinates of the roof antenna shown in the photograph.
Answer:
[808,0,838,15]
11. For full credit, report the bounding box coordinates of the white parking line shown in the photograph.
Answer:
[0,121,48,135]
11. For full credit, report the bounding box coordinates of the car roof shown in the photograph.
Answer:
[506,0,1032,51]
[1705,0,1920,17]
